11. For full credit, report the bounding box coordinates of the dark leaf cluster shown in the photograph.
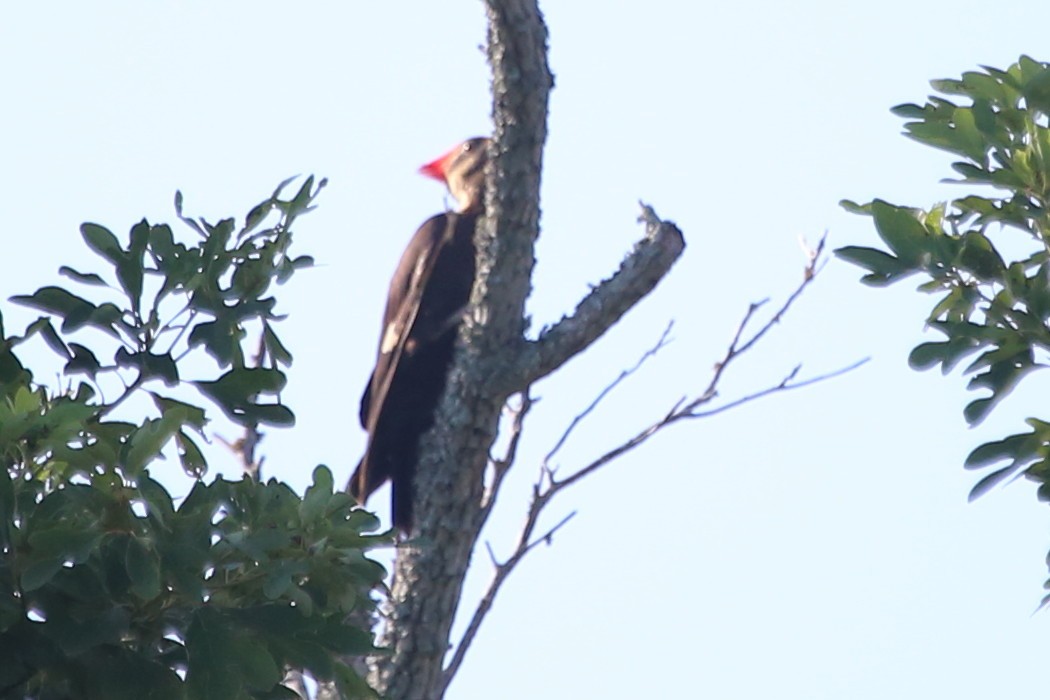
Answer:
[0,181,389,698]
[0,464,386,700]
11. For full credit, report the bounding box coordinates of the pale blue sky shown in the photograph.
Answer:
[3,2,1050,698]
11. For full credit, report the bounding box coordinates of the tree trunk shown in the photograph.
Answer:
[368,2,684,698]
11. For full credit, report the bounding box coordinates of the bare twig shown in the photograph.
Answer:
[442,232,863,692]
[703,233,828,403]
[554,233,859,492]
[440,492,575,693]
[543,320,673,473]
[482,390,535,511]
[683,358,868,421]
[443,324,674,687]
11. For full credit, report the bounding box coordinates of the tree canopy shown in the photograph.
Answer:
[0,180,387,699]
[839,55,1050,602]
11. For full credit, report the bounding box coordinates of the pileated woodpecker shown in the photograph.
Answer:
[349,137,489,531]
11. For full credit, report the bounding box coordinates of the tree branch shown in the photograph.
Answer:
[544,319,674,471]
[436,234,863,694]
[439,324,674,689]
[439,508,575,695]
[510,204,684,392]
[482,390,534,512]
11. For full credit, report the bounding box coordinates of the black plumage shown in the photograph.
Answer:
[349,138,488,531]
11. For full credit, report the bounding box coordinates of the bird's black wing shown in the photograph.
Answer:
[350,212,475,529]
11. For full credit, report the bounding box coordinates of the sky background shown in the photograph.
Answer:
[3,2,1050,698]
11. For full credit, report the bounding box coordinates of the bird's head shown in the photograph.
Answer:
[419,137,490,214]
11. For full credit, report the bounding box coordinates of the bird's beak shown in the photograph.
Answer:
[418,145,459,182]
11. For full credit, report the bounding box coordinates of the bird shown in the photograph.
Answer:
[349,137,490,532]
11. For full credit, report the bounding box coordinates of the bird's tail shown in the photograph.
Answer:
[347,458,367,502]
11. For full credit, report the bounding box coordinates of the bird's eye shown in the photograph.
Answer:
[462,141,473,152]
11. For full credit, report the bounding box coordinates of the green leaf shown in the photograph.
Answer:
[904,120,963,157]
[115,348,180,386]
[907,341,947,370]
[84,302,124,338]
[186,608,241,700]
[890,103,926,119]
[19,557,64,591]
[1021,60,1050,114]
[0,469,13,549]
[869,200,928,265]
[81,223,125,266]
[175,431,208,477]
[288,175,317,215]
[122,417,178,476]
[961,71,1009,104]
[248,404,296,427]
[126,535,162,600]
[839,198,872,214]
[951,106,987,161]
[75,649,184,700]
[11,286,96,328]
[116,221,149,314]
[930,78,966,95]
[315,619,381,656]
[300,466,334,524]
[963,397,996,426]
[228,634,281,691]
[23,316,71,359]
[965,432,1038,470]
[27,526,103,562]
[187,319,241,367]
[136,473,176,526]
[43,606,130,655]
[201,217,236,266]
[968,464,1021,501]
[59,265,108,287]
[175,190,207,238]
[65,342,102,377]
[150,393,208,431]
[193,368,288,423]
[263,323,293,365]
[274,638,333,680]
[957,231,1006,278]
[834,246,913,277]
[333,663,381,700]
[243,199,275,236]
[262,562,301,600]
[271,175,299,199]
[970,99,999,138]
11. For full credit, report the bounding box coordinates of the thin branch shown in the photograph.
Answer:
[543,321,673,472]
[442,232,862,693]
[481,390,534,512]
[701,233,828,404]
[683,358,868,421]
[733,233,826,358]
[441,495,576,693]
[553,355,868,492]
[443,323,675,686]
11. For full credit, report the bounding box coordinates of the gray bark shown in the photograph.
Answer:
[368,2,684,699]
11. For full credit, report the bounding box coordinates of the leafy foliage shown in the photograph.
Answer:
[837,56,1050,600]
[0,181,388,699]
